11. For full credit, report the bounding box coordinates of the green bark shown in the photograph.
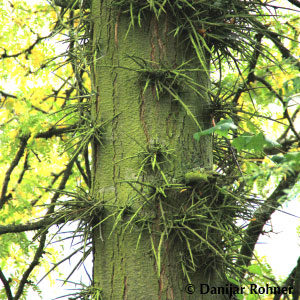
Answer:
[90,1,225,299]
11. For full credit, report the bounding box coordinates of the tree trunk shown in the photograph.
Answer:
[90,1,225,299]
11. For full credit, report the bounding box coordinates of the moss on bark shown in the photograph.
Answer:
[90,1,226,299]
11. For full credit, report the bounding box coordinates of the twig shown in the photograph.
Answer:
[254,75,300,142]
[0,268,13,300]
[273,256,300,300]
[237,172,299,276]
[286,0,300,9]
[0,137,28,209]
[14,232,47,300]
[0,217,65,235]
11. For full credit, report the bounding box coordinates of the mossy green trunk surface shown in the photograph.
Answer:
[90,1,225,299]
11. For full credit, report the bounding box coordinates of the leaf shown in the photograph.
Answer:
[227,277,240,286]
[263,136,280,148]
[248,264,262,276]
[235,294,244,300]
[232,133,280,152]
[292,77,300,91]
[271,152,300,171]
[270,155,284,164]
[246,294,259,300]
[285,152,300,163]
[194,119,237,140]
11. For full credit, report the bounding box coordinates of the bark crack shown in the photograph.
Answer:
[110,248,115,300]
[114,13,120,48]
[112,71,118,203]
[122,276,128,300]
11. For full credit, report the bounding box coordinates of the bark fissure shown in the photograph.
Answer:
[122,275,128,300]
[112,70,118,204]
[110,246,115,300]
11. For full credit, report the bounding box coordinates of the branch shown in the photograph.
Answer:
[252,20,300,70]
[286,0,300,8]
[53,0,91,9]
[237,172,299,273]
[0,217,65,235]
[232,33,263,105]
[254,75,300,142]
[83,147,91,188]
[31,169,65,206]
[0,268,13,300]
[0,137,28,209]
[14,232,47,300]
[0,34,50,60]
[45,157,76,215]
[273,256,300,300]
[0,90,17,102]
[35,124,77,139]
[75,157,89,187]
[263,138,298,155]
[293,256,300,299]
[0,149,76,235]
[278,108,300,143]
[16,151,29,185]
